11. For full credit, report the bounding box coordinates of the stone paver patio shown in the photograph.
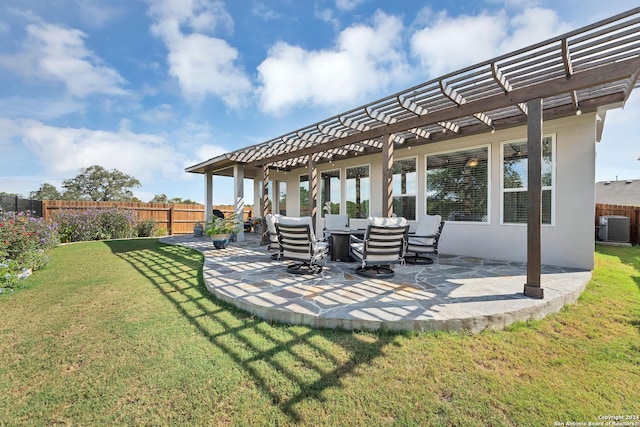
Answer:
[161,234,591,332]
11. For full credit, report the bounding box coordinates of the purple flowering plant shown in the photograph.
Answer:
[0,210,58,291]
[53,208,138,243]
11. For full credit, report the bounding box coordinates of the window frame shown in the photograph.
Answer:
[425,144,491,224]
[500,134,556,226]
[299,174,310,217]
[392,156,418,221]
[320,168,341,218]
[345,163,371,219]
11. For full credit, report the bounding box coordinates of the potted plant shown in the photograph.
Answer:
[204,213,241,249]
[193,221,204,237]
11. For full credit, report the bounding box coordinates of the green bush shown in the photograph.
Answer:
[136,218,157,237]
[53,208,137,242]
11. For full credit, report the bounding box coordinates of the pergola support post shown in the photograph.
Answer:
[382,133,394,217]
[524,98,544,299]
[262,164,270,218]
[309,154,318,232]
[233,164,245,242]
[204,171,213,220]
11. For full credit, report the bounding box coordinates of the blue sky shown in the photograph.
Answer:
[1,0,638,205]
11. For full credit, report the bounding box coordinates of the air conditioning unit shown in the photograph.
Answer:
[599,215,630,243]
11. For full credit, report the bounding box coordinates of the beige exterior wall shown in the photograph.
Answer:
[257,113,597,270]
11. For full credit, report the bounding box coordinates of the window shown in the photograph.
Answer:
[392,157,417,220]
[278,181,287,215]
[299,175,309,216]
[320,170,341,217]
[426,146,489,222]
[502,135,554,224]
[346,165,370,218]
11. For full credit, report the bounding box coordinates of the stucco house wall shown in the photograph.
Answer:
[254,113,597,270]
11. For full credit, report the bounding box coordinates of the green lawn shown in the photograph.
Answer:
[1,240,638,426]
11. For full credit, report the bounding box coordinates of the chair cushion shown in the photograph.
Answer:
[279,216,316,241]
[414,214,441,237]
[367,216,407,227]
[407,215,442,247]
[324,214,349,231]
[350,242,364,261]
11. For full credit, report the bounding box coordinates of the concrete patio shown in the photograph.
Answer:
[161,234,591,333]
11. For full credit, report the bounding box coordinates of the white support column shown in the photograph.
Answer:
[204,171,213,220]
[233,164,245,242]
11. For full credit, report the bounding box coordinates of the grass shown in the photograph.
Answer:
[0,240,638,426]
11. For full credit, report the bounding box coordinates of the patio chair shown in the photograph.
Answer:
[275,221,330,274]
[405,215,445,264]
[349,216,409,278]
[265,213,283,259]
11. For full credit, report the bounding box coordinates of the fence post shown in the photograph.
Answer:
[169,206,174,235]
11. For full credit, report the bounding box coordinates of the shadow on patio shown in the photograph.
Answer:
[161,234,591,333]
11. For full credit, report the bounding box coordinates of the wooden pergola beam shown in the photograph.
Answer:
[246,58,640,168]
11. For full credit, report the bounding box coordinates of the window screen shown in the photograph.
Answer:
[426,146,489,222]
[502,136,553,224]
[392,158,417,220]
[320,170,341,217]
[346,165,370,218]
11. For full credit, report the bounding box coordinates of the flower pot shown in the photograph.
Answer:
[210,233,231,249]
[193,223,204,237]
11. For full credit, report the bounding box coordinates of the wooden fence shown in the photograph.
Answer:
[595,203,640,244]
[42,201,255,235]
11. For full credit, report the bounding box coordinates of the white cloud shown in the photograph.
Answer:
[139,103,175,123]
[257,11,410,115]
[0,22,127,97]
[411,7,570,77]
[252,2,281,20]
[335,0,366,12]
[0,96,85,120]
[11,119,184,181]
[148,0,252,108]
[76,0,123,28]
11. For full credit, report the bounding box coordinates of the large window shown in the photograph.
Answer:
[426,146,489,222]
[299,175,309,216]
[502,135,554,224]
[392,157,417,220]
[320,170,341,217]
[346,165,370,218]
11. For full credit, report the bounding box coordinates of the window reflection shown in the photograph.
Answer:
[346,165,370,218]
[320,170,341,217]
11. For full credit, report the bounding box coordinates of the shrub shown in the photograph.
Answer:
[98,208,136,240]
[136,218,157,237]
[53,208,137,242]
[0,211,58,268]
[0,211,57,292]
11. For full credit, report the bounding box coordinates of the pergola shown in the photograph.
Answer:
[187,7,640,299]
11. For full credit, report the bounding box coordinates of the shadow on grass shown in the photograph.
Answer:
[104,239,397,422]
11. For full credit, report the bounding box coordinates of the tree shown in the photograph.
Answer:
[62,165,141,201]
[150,194,169,203]
[149,194,198,204]
[29,183,62,200]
